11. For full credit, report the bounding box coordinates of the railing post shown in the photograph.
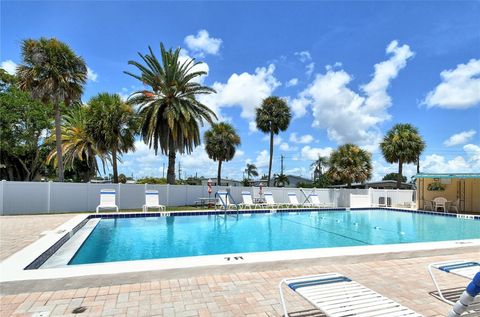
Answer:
[118,183,121,210]
[166,184,170,207]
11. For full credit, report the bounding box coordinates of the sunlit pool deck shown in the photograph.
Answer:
[1,210,479,316]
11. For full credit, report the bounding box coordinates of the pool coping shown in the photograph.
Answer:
[1,208,479,282]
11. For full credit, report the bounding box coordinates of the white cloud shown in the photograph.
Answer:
[184,29,222,57]
[1,60,17,75]
[289,133,314,144]
[286,78,299,87]
[443,130,477,147]
[295,51,312,63]
[294,40,414,148]
[463,143,480,168]
[421,154,471,173]
[289,96,309,119]
[300,146,333,160]
[198,64,281,131]
[305,62,315,77]
[279,142,297,152]
[423,59,480,109]
[87,66,98,82]
[255,150,270,168]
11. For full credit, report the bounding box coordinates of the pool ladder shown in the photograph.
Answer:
[215,191,239,218]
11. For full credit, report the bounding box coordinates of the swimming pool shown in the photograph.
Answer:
[69,209,480,265]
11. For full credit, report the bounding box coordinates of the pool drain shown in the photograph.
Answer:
[72,306,87,314]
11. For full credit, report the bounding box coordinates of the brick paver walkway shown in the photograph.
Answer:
[0,215,478,316]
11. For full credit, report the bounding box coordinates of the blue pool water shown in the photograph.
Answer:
[69,210,480,265]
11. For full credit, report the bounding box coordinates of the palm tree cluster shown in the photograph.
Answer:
[10,37,425,187]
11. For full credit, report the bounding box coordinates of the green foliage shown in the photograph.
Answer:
[118,173,127,184]
[126,43,217,184]
[17,37,88,182]
[136,177,167,184]
[87,93,138,183]
[311,156,329,181]
[255,96,291,186]
[296,182,315,188]
[241,178,251,186]
[273,173,289,187]
[380,123,425,188]
[245,163,259,179]
[313,174,334,188]
[0,71,54,180]
[383,172,407,182]
[427,181,445,191]
[327,144,372,187]
[204,122,241,185]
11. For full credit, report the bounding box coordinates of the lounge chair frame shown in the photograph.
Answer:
[142,190,166,212]
[96,189,119,213]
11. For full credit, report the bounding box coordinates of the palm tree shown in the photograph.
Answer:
[17,38,88,182]
[328,144,372,187]
[126,43,217,184]
[311,156,329,181]
[46,106,109,181]
[273,173,289,187]
[204,122,241,186]
[87,93,138,183]
[245,163,259,180]
[255,96,291,187]
[380,123,425,189]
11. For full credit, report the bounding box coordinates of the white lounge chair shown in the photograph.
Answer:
[264,192,284,208]
[279,273,422,317]
[433,197,448,212]
[142,190,166,212]
[428,260,480,305]
[287,193,302,208]
[96,189,119,213]
[307,193,323,208]
[239,191,262,209]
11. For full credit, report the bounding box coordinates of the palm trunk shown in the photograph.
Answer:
[217,160,222,186]
[416,155,420,174]
[54,103,64,182]
[112,147,118,183]
[167,135,176,185]
[267,131,274,187]
[397,160,403,189]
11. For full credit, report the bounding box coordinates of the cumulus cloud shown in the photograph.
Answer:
[184,29,222,57]
[295,51,312,63]
[279,142,297,152]
[300,146,333,160]
[443,130,477,147]
[286,78,299,87]
[289,133,314,144]
[262,135,283,145]
[178,49,210,84]
[423,59,480,109]
[1,60,17,75]
[255,150,270,168]
[87,66,98,82]
[198,64,281,130]
[305,62,315,78]
[291,40,414,149]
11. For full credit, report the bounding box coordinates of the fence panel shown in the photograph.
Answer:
[3,181,49,214]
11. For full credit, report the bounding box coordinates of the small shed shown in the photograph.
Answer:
[415,173,480,214]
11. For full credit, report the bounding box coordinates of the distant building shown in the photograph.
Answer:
[199,177,242,187]
[250,175,313,188]
[329,180,414,189]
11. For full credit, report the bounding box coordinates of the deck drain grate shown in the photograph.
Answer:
[32,312,50,317]
[72,306,87,314]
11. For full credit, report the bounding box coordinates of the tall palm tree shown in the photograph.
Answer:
[311,156,329,181]
[204,122,241,186]
[380,123,425,189]
[87,93,137,183]
[328,144,372,187]
[245,163,259,180]
[126,43,217,184]
[46,106,109,181]
[255,96,291,187]
[17,38,87,182]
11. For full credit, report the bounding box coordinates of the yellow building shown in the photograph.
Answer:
[416,173,480,214]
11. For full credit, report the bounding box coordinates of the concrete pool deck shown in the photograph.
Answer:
[1,214,479,316]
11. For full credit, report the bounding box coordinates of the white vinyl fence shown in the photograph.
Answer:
[0,180,415,215]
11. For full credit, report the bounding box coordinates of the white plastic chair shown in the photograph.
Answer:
[448,199,460,213]
[239,191,261,209]
[96,189,119,213]
[433,197,448,212]
[279,273,422,317]
[287,193,302,208]
[143,190,166,212]
[264,192,283,208]
[307,194,322,207]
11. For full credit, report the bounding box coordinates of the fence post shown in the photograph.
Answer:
[0,180,5,215]
[47,181,52,214]
[118,183,121,210]
[166,184,170,206]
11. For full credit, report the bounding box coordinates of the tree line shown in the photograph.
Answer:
[0,37,425,189]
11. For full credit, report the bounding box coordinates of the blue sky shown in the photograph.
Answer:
[2,1,479,181]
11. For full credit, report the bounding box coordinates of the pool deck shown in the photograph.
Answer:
[1,214,479,316]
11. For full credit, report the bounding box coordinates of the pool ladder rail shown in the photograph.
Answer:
[214,190,239,217]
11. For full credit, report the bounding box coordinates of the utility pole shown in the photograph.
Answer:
[178,161,182,180]
[280,155,284,175]
[162,163,165,179]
